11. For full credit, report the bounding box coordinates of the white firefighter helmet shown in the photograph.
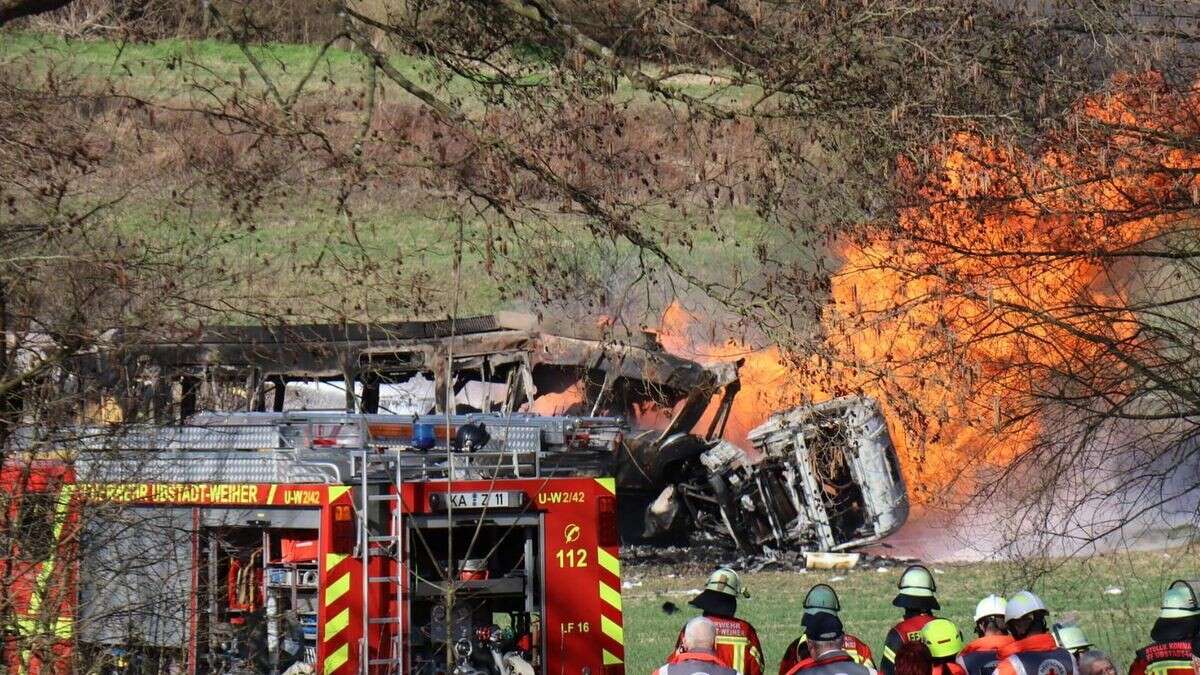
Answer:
[974,594,1008,622]
[1005,590,1049,622]
[898,564,937,597]
[1160,580,1200,619]
[893,564,941,610]
[1052,622,1093,652]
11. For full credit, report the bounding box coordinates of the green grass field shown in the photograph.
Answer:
[0,31,758,108]
[0,31,448,104]
[90,197,791,319]
[0,30,809,320]
[620,550,1196,673]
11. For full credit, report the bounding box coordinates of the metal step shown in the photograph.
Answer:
[368,575,404,583]
[368,494,401,502]
[367,535,402,543]
[369,616,403,625]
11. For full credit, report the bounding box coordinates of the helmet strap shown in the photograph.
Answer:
[1009,614,1047,640]
[977,616,1006,637]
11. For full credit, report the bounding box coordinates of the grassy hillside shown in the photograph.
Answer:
[91,197,785,319]
[0,31,440,103]
[622,550,1195,672]
[0,31,756,107]
[1,32,797,320]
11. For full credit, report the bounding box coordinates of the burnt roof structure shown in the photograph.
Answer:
[72,313,736,430]
[103,313,721,384]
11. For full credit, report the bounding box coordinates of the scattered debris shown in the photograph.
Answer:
[805,552,861,570]
[1104,586,1123,595]
[748,556,777,573]
[622,542,908,575]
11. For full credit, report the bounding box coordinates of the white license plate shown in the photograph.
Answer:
[445,491,512,509]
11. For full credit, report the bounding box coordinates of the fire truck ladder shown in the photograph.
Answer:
[358,450,406,674]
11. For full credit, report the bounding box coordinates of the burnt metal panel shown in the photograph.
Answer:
[75,316,727,396]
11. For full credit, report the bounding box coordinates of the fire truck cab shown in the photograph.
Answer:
[8,413,626,675]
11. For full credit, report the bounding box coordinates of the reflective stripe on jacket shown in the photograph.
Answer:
[784,649,878,675]
[674,615,765,675]
[1128,641,1196,675]
[780,633,876,674]
[653,651,740,675]
[994,634,1078,675]
[880,614,937,675]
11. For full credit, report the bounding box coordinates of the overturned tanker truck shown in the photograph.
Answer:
[78,313,908,552]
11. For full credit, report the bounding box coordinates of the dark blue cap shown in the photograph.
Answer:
[805,611,844,641]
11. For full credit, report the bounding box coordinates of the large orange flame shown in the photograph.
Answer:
[659,72,1198,507]
[825,71,1196,502]
[656,302,824,450]
[524,381,587,416]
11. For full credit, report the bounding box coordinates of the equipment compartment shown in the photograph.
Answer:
[405,514,543,675]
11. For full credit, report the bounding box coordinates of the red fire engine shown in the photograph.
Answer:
[4,412,627,675]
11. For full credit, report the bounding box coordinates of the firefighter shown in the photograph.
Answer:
[655,617,740,675]
[1128,581,1200,675]
[959,595,1013,675]
[922,619,967,675]
[783,612,878,675]
[994,591,1078,675]
[1052,623,1094,662]
[881,565,941,675]
[780,584,876,674]
[674,568,765,675]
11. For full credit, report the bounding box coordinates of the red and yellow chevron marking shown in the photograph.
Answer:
[322,551,355,674]
[594,478,624,668]
[322,486,356,675]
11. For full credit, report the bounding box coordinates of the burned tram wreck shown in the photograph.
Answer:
[643,397,909,551]
[82,313,908,552]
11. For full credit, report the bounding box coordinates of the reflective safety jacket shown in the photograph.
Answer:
[653,651,740,675]
[783,649,878,675]
[674,615,765,675]
[958,635,1015,675]
[880,614,937,675]
[994,634,1078,675]
[780,633,876,674]
[1127,641,1196,675]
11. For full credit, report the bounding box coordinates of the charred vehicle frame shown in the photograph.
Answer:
[52,313,908,552]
